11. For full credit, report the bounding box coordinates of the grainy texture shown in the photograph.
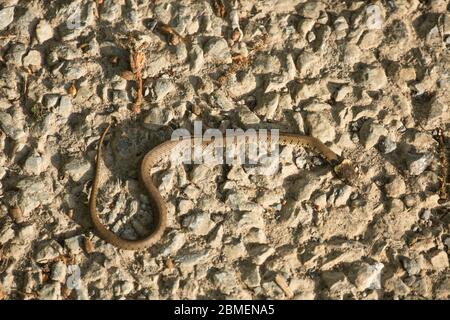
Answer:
[0,0,449,300]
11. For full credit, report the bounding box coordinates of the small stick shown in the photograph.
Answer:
[437,128,448,203]
[274,274,294,299]
[121,43,146,113]
[156,22,184,46]
[229,1,243,43]
[211,0,225,18]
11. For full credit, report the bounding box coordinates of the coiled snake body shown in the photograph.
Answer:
[89,124,357,250]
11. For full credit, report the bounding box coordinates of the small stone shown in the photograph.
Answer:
[299,1,325,19]
[445,237,450,249]
[204,37,231,63]
[343,44,361,65]
[408,153,433,176]
[64,157,92,182]
[208,225,224,248]
[400,257,421,276]
[306,31,316,42]
[114,281,134,297]
[0,111,25,141]
[50,261,67,283]
[330,185,353,207]
[16,176,55,215]
[430,251,449,271]
[359,120,387,149]
[35,20,54,43]
[38,282,61,300]
[352,262,384,291]
[403,194,417,208]
[175,249,210,268]
[100,0,122,22]
[144,108,173,126]
[23,50,42,67]
[43,94,59,108]
[182,212,214,236]
[35,240,64,263]
[365,4,384,30]
[378,137,397,154]
[248,245,275,265]
[385,277,410,297]
[305,112,336,143]
[236,106,260,126]
[296,51,322,78]
[160,232,186,256]
[0,219,15,244]
[297,18,315,36]
[435,278,450,299]
[5,43,26,65]
[64,235,83,255]
[177,199,194,215]
[17,224,36,242]
[57,95,73,118]
[334,16,348,31]
[335,85,352,102]
[223,242,247,260]
[421,209,431,221]
[240,263,261,288]
[290,278,316,299]
[427,96,449,129]
[317,11,328,24]
[153,79,175,102]
[385,177,406,198]
[62,61,88,80]
[358,30,382,50]
[212,270,237,295]
[0,6,15,31]
[321,271,346,288]
[23,153,47,175]
[361,66,388,90]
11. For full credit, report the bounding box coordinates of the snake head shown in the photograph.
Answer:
[333,159,359,185]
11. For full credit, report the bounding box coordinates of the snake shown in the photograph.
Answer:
[89,123,358,250]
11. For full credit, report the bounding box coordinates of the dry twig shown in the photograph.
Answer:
[121,42,146,113]
[274,274,294,299]
[211,0,226,18]
[437,128,449,203]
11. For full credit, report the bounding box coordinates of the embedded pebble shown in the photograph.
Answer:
[39,282,61,300]
[182,212,214,236]
[361,66,388,90]
[50,261,67,283]
[365,4,384,30]
[204,37,231,63]
[0,111,26,141]
[64,157,91,182]
[299,1,325,19]
[359,120,388,149]
[408,153,433,176]
[35,20,54,43]
[23,50,42,67]
[305,112,336,142]
[352,262,384,291]
[430,251,449,271]
[23,153,47,176]
[35,240,64,263]
[0,6,15,30]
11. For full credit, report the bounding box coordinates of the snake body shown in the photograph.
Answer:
[89,124,356,250]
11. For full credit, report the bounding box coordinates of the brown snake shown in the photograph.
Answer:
[89,124,357,250]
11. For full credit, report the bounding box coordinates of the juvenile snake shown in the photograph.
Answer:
[89,124,357,250]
